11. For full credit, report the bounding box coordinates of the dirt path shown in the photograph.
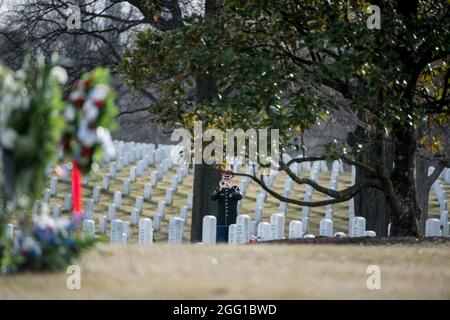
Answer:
[1,243,449,299]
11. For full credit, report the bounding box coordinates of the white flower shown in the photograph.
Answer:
[83,100,99,122]
[1,128,17,149]
[64,105,77,121]
[69,90,85,103]
[89,84,109,101]
[50,66,68,85]
[78,127,97,147]
[97,127,116,159]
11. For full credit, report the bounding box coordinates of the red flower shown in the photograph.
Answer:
[81,147,93,157]
[84,75,94,90]
[74,98,85,108]
[94,99,105,108]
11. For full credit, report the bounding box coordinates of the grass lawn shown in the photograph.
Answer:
[1,242,449,299]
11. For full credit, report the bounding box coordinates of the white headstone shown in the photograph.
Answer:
[302,217,309,234]
[108,203,117,221]
[256,193,265,208]
[279,202,287,214]
[288,220,303,239]
[102,175,110,190]
[134,196,144,213]
[165,188,173,205]
[425,218,441,237]
[325,207,333,220]
[440,210,449,237]
[110,219,124,243]
[153,214,162,231]
[348,198,355,233]
[130,208,139,226]
[122,221,130,243]
[202,215,217,245]
[187,194,193,210]
[257,222,271,241]
[157,200,166,218]
[138,218,153,245]
[136,160,144,176]
[250,220,257,237]
[168,217,184,245]
[109,162,117,178]
[365,230,376,237]
[144,183,153,200]
[334,232,346,237]
[123,179,131,196]
[117,158,123,171]
[93,186,101,203]
[270,213,285,240]
[42,188,50,204]
[50,177,58,196]
[151,171,158,186]
[82,219,95,238]
[130,166,137,182]
[64,194,72,212]
[350,216,366,237]
[99,215,107,233]
[113,191,122,208]
[304,234,315,239]
[85,199,94,219]
[255,207,263,224]
[171,175,179,192]
[52,205,61,218]
[302,206,310,220]
[180,205,189,221]
[319,218,333,237]
[236,214,251,243]
[228,224,238,244]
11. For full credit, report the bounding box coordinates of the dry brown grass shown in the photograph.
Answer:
[1,243,449,299]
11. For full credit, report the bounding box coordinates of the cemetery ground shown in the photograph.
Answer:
[0,242,449,299]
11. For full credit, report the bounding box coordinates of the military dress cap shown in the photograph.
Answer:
[219,169,234,177]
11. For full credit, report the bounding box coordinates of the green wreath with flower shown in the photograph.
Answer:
[0,54,117,273]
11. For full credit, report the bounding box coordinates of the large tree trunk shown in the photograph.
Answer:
[389,126,421,236]
[190,164,220,242]
[351,121,429,237]
[354,137,394,236]
[350,126,394,236]
[189,0,221,241]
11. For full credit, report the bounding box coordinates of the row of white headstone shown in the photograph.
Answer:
[197,213,374,245]
[37,140,195,244]
[430,170,449,237]
[34,142,450,243]
[79,212,187,245]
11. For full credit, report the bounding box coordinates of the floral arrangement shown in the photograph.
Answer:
[61,68,118,174]
[0,53,66,206]
[0,59,116,274]
[1,213,98,273]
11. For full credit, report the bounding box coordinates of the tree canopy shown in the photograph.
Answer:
[121,0,449,236]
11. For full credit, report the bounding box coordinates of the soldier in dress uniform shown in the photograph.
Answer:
[211,169,242,242]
